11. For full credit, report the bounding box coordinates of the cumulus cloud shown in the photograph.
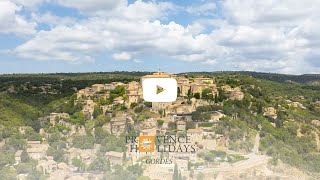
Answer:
[112,52,132,61]
[4,0,320,74]
[54,0,127,16]
[0,0,36,35]
[133,59,143,64]
[31,12,77,26]
[14,26,103,62]
[186,2,216,16]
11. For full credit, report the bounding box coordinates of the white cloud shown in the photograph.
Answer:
[133,59,143,64]
[0,0,36,35]
[11,0,46,9]
[31,12,77,26]
[5,0,320,74]
[112,52,132,61]
[201,59,216,65]
[186,2,216,16]
[54,0,127,16]
[14,26,103,62]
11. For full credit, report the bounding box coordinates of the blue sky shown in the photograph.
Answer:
[1,0,320,74]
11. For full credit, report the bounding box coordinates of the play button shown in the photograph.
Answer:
[156,85,164,94]
[142,78,177,102]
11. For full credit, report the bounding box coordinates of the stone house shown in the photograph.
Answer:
[15,150,23,164]
[37,156,58,174]
[263,107,277,119]
[152,102,172,111]
[26,141,49,160]
[141,71,176,81]
[229,89,245,100]
[187,128,203,143]
[140,128,157,136]
[91,84,105,93]
[49,113,70,125]
[126,82,142,107]
[105,151,123,165]
[82,99,96,119]
[176,121,186,131]
[175,159,188,171]
[209,111,226,122]
[193,77,214,84]
[66,148,96,165]
[312,120,320,127]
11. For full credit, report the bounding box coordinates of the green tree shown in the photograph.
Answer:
[144,102,152,107]
[88,157,110,172]
[173,163,179,180]
[130,102,138,109]
[72,135,95,149]
[0,167,17,180]
[21,150,29,163]
[157,119,164,127]
[95,114,110,127]
[72,158,86,172]
[194,93,200,99]
[127,164,143,176]
[214,94,218,103]
[0,153,14,168]
[93,105,103,119]
[197,172,204,180]
[201,88,213,100]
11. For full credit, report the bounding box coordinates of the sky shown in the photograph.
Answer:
[0,0,320,74]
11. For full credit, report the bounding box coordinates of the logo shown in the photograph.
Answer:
[142,78,177,102]
[138,136,155,152]
[126,135,197,153]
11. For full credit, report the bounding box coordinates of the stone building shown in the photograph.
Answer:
[263,107,277,119]
[187,128,203,143]
[15,150,23,164]
[37,156,58,174]
[126,81,143,106]
[49,113,70,125]
[105,151,123,165]
[26,141,49,160]
[176,121,186,131]
[193,77,214,84]
[91,84,105,92]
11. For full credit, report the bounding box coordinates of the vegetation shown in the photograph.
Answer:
[1,71,320,178]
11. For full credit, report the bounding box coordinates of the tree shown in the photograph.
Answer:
[72,158,86,172]
[177,87,181,96]
[47,147,65,162]
[218,88,226,102]
[144,102,152,107]
[127,164,143,176]
[21,150,29,163]
[122,152,127,163]
[173,163,179,180]
[95,115,110,127]
[197,172,204,180]
[0,153,14,168]
[0,167,17,180]
[130,102,138,109]
[201,88,213,100]
[136,176,151,180]
[179,172,182,180]
[72,135,95,149]
[194,93,200,99]
[88,157,110,172]
[214,94,218,103]
[187,88,192,97]
[93,105,103,119]
[157,119,164,127]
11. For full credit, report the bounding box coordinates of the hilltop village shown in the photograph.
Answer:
[1,72,320,180]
